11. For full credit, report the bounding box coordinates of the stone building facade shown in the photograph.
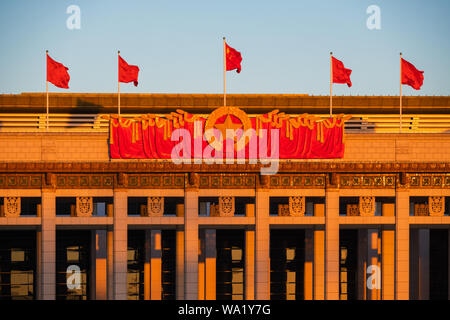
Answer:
[0,93,449,300]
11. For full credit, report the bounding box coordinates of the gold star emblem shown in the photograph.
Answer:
[205,106,252,151]
[214,114,242,139]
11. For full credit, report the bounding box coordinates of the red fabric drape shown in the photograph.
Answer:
[109,111,348,160]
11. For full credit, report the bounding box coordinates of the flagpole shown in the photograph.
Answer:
[399,52,403,133]
[118,50,121,116]
[223,37,226,107]
[46,50,49,131]
[330,52,333,117]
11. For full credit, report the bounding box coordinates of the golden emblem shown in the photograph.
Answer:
[204,106,252,151]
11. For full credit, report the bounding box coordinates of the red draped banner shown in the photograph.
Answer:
[108,107,350,160]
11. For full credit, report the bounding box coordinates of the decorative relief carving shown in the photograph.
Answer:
[1,171,450,190]
[359,196,375,216]
[3,197,21,217]
[219,196,235,217]
[400,172,407,186]
[117,173,128,187]
[209,204,219,217]
[76,197,93,217]
[414,203,428,216]
[259,174,269,189]
[45,172,56,188]
[289,196,305,217]
[428,196,445,216]
[278,204,290,216]
[147,197,164,217]
[347,204,359,216]
[329,172,338,187]
[187,172,199,189]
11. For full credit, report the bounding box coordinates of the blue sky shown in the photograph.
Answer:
[0,0,449,95]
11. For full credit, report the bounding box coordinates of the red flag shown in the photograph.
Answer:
[119,56,139,86]
[332,56,352,87]
[47,54,70,89]
[401,58,424,90]
[225,42,242,73]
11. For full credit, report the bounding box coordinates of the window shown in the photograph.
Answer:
[20,197,41,216]
[128,197,147,216]
[0,231,36,300]
[56,197,76,216]
[164,197,184,216]
[235,197,255,216]
[161,230,176,300]
[339,197,359,216]
[55,231,91,300]
[270,229,305,300]
[127,230,145,300]
[93,197,113,217]
[199,197,219,216]
[216,230,245,300]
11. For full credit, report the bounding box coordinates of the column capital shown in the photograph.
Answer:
[41,188,56,193]
[113,188,128,193]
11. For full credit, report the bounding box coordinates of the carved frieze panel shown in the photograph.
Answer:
[347,204,359,216]
[76,197,93,217]
[278,204,290,216]
[429,196,445,216]
[209,204,219,217]
[340,175,396,189]
[359,196,375,216]
[269,175,326,189]
[289,196,305,217]
[219,196,235,217]
[199,174,256,189]
[147,197,164,217]
[3,197,21,217]
[414,204,429,216]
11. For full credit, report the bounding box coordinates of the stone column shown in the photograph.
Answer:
[90,231,97,300]
[144,230,151,300]
[418,229,430,300]
[395,190,410,300]
[314,203,325,300]
[367,229,380,300]
[255,188,270,299]
[113,190,128,300]
[357,230,367,300]
[184,189,199,299]
[382,229,395,300]
[205,229,216,300]
[40,190,56,300]
[151,230,162,300]
[409,228,418,300]
[107,229,114,300]
[198,230,205,300]
[245,228,255,300]
[304,229,314,300]
[91,230,107,300]
[36,229,42,300]
[176,228,185,300]
[325,190,339,300]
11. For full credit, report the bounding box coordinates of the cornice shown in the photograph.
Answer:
[0,161,449,174]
